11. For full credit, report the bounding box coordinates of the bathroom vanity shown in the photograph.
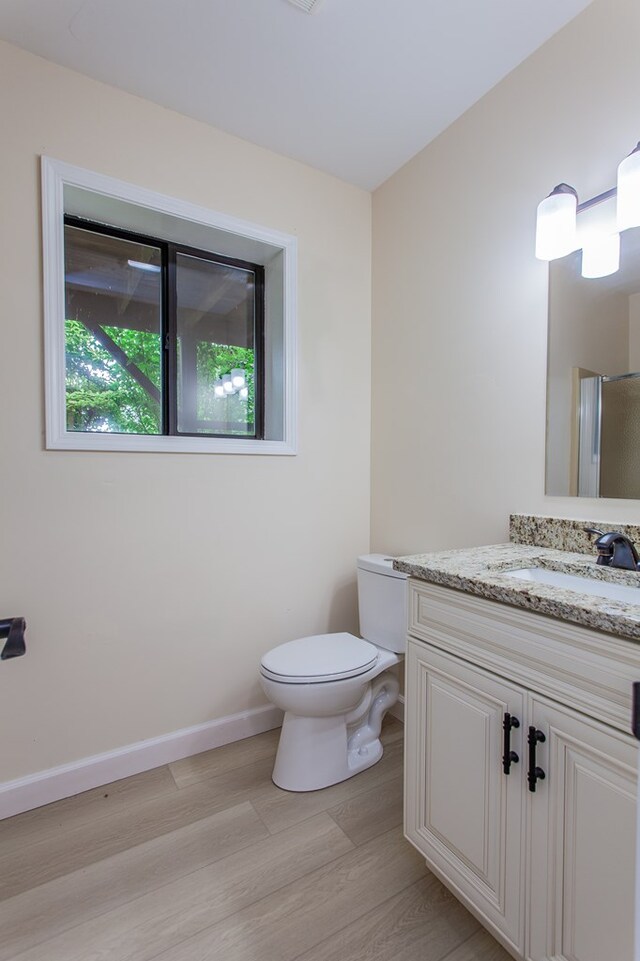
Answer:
[396,517,640,961]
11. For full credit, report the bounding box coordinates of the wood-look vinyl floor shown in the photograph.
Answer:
[0,718,512,961]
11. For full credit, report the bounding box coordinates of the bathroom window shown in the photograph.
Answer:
[64,219,264,439]
[42,157,297,455]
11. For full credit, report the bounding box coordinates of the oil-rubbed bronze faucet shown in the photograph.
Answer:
[584,528,640,571]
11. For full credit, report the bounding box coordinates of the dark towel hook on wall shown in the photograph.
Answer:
[0,618,26,660]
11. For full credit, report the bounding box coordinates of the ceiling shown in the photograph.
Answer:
[0,0,593,189]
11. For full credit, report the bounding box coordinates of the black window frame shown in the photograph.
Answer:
[64,215,266,440]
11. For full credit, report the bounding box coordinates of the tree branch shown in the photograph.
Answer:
[81,318,161,405]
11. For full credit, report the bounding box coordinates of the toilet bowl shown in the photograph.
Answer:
[259,555,408,792]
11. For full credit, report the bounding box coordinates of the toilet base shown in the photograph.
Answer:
[271,670,399,792]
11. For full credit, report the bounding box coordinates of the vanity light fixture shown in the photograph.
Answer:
[617,142,640,232]
[535,184,578,261]
[231,368,246,389]
[213,370,248,401]
[536,139,640,277]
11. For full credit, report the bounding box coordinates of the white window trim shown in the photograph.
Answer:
[41,156,297,455]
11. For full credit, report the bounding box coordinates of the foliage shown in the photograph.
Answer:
[65,320,161,434]
[65,320,255,435]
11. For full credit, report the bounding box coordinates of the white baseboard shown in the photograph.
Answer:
[389,693,405,723]
[0,704,283,821]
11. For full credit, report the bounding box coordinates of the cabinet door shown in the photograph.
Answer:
[527,694,637,961]
[405,639,526,955]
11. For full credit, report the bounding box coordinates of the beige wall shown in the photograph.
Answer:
[371,0,640,556]
[0,42,371,782]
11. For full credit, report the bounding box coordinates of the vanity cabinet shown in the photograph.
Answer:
[404,579,639,961]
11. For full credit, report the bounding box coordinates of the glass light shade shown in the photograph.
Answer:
[535,187,578,261]
[231,368,246,388]
[222,374,234,393]
[617,144,640,232]
[581,232,620,278]
[214,381,225,398]
[239,386,249,400]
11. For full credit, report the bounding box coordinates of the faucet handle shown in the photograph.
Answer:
[584,527,605,539]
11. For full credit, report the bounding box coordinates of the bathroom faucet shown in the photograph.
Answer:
[584,528,640,571]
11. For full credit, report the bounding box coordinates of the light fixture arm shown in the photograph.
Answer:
[577,186,617,214]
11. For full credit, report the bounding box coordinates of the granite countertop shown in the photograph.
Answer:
[394,543,640,642]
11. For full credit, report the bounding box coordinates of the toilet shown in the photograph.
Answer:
[259,554,408,792]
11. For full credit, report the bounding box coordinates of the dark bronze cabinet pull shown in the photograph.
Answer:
[502,713,520,775]
[632,682,640,740]
[527,726,546,792]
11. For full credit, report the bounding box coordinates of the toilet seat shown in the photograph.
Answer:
[260,633,378,684]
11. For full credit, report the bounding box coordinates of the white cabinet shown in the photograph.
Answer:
[405,641,526,954]
[527,695,636,961]
[404,580,639,961]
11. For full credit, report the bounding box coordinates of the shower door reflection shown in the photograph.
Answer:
[578,372,640,499]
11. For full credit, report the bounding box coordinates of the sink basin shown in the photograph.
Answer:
[505,567,640,605]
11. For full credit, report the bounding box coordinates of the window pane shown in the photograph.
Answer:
[175,253,257,436]
[64,225,163,434]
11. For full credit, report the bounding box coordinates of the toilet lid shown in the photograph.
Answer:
[260,633,378,684]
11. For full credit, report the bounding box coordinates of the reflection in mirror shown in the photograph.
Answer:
[546,216,640,498]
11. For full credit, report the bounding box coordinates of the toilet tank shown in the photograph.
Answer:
[357,554,408,654]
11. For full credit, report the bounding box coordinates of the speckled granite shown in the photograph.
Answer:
[394,543,640,642]
[510,514,640,554]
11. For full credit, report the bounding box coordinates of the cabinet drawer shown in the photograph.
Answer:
[408,579,640,735]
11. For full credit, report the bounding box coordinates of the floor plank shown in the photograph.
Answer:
[0,800,268,961]
[0,764,177,857]
[149,826,428,961]
[0,757,278,899]
[169,728,280,789]
[6,812,354,961]
[291,874,480,961]
[441,929,515,961]
[327,773,403,845]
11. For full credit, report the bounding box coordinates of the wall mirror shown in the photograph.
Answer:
[546,199,640,499]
